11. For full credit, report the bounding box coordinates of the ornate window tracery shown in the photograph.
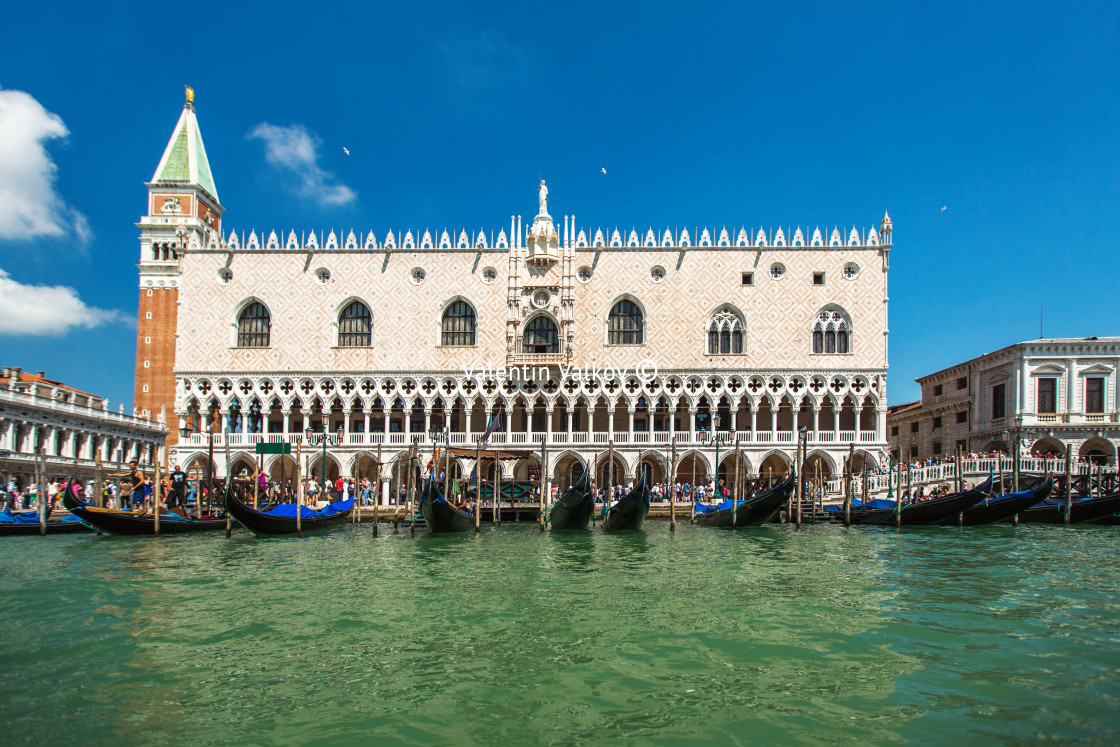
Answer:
[812,307,851,354]
[338,301,372,347]
[441,300,476,347]
[607,299,643,345]
[707,307,744,355]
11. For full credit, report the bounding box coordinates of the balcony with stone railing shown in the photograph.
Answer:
[176,428,882,451]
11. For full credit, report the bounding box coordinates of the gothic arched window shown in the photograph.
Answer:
[523,315,559,353]
[707,307,745,354]
[237,302,271,348]
[338,301,372,347]
[607,299,644,345]
[812,307,852,355]
[441,300,476,346]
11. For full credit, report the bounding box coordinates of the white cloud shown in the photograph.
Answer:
[0,87,90,242]
[249,123,356,206]
[0,269,129,336]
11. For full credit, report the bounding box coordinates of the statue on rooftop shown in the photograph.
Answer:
[538,179,548,216]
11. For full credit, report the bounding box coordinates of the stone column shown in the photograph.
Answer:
[813,406,820,440]
[464,407,472,436]
[381,476,391,506]
[750,405,758,434]
[668,402,676,440]
[444,410,451,434]
[566,408,574,438]
[505,409,513,439]
[363,409,370,436]
[607,407,615,440]
[628,409,635,442]
[282,410,291,438]
[546,408,554,442]
[689,409,697,441]
[833,404,840,438]
[423,408,431,436]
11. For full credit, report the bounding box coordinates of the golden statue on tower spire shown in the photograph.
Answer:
[185,85,195,105]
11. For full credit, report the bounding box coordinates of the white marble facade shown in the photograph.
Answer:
[163,182,894,500]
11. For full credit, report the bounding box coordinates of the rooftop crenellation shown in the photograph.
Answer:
[208,221,892,254]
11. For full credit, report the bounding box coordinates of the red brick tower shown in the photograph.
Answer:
[135,87,223,448]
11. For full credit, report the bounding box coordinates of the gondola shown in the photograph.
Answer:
[0,509,93,536]
[598,473,649,531]
[546,470,593,531]
[419,479,476,533]
[225,487,354,535]
[693,472,797,528]
[938,478,1053,526]
[1015,490,1120,524]
[62,490,228,535]
[847,477,993,526]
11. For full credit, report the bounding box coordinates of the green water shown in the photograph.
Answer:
[1,522,1119,744]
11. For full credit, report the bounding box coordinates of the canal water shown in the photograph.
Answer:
[1,522,1118,744]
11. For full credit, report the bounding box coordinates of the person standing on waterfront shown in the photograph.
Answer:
[170,464,187,508]
[110,461,150,515]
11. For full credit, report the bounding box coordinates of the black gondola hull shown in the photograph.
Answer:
[1015,491,1120,524]
[941,479,1054,526]
[694,474,796,528]
[849,479,992,526]
[0,520,93,536]
[420,496,476,532]
[548,490,593,530]
[62,491,228,535]
[225,491,353,535]
[602,497,649,531]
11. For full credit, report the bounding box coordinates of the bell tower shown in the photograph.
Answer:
[135,86,223,448]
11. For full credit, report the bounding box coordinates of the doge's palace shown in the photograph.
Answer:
[135,92,893,501]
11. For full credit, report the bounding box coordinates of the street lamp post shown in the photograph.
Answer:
[712,413,721,499]
[304,425,342,497]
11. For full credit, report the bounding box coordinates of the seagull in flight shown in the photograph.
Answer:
[601,167,607,174]
[343,147,350,156]
[940,205,947,211]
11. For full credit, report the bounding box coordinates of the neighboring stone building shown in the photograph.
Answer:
[140,90,894,500]
[887,337,1120,464]
[0,367,167,488]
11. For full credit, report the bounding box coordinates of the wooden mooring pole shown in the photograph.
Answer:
[295,439,303,537]
[372,443,381,537]
[539,435,547,531]
[732,437,742,528]
[154,458,162,536]
[494,448,501,527]
[669,437,677,532]
[474,438,481,533]
[690,450,697,524]
[1063,444,1073,525]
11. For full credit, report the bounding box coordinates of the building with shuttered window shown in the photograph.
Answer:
[887,337,1120,464]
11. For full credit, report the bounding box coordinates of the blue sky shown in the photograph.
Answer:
[0,1,1117,408]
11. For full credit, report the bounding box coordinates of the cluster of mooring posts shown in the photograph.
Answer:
[17,433,1120,538]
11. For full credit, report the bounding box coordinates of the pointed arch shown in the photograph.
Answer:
[234,297,271,348]
[522,312,560,353]
[440,296,477,347]
[606,295,645,345]
[706,304,746,355]
[811,305,853,355]
[336,297,373,347]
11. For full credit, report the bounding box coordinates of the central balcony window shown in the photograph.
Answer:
[522,315,559,354]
